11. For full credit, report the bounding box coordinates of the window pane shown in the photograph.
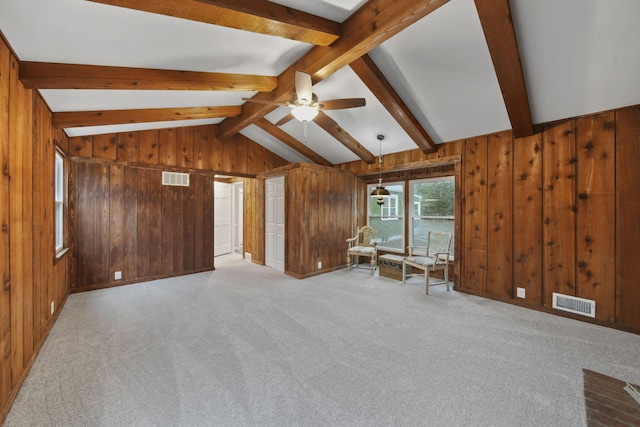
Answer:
[369,216,404,251]
[368,181,404,251]
[410,177,455,251]
[55,151,65,252]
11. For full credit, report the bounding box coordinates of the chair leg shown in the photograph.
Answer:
[346,253,351,272]
[370,257,376,275]
[402,261,407,284]
[444,264,450,291]
[425,267,430,295]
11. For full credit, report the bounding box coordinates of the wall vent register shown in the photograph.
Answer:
[162,171,190,187]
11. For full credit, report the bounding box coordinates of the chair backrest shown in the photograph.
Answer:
[425,231,452,259]
[354,225,378,247]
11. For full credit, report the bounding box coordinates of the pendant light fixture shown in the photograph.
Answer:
[370,134,389,205]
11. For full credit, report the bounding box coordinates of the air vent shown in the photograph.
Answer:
[162,171,189,187]
[552,293,596,318]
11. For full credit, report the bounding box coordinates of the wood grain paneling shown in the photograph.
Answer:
[0,37,11,405]
[615,106,640,329]
[512,133,543,304]
[1,37,70,423]
[486,131,513,298]
[462,137,488,292]
[542,121,577,307]
[92,133,117,161]
[139,130,158,165]
[576,112,615,322]
[158,128,177,167]
[71,163,215,291]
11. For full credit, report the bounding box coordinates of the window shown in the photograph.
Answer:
[368,182,404,251]
[410,177,455,251]
[54,150,66,254]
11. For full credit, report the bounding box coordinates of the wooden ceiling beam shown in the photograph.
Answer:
[52,106,241,128]
[474,0,533,138]
[87,0,341,46]
[219,0,450,138]
[254,118,332,167]
[314,111,375,164]
[350,54,437,154]
[19,62,277,91]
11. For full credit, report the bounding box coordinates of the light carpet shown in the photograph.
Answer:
[5,254,640,426]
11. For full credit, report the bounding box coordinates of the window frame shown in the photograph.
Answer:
[367,180,405,252]
[409,175,455,252]
[54,149,68,258]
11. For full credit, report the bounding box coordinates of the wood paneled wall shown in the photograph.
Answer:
[342,107,640,333]
[458,109,640,331]
[70,162,216,291]
[68,126,288,176]
[254,163,356,278]
[0,38,69,423]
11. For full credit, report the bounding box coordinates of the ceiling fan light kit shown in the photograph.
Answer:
[243,71,365,126]
[371,134,389,205]
[291,105,318,122]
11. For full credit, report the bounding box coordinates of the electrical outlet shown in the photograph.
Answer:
[50,301,55,314]
[114,271,122,280]
[317,261,322,269]
[516,287,526,298]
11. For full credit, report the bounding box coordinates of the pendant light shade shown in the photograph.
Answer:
[370,134,388,205]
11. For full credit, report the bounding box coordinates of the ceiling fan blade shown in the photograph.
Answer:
[274,113,295,126]
[319,98,366,110]
[241,97,288,107]
[295,71,313,105]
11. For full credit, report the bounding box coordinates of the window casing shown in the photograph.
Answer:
[54,150,66,254]
[367,181,404,251]
[367,176,455,254]
[409,176,455,252]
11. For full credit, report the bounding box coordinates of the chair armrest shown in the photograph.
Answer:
[434,252,451,263]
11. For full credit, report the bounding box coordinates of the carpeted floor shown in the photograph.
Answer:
[5,253,640,426]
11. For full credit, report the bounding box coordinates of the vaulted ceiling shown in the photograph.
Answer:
[1,0,639,166]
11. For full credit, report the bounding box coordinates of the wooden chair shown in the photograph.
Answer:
[402,231,452,294]
[346,226,378,275]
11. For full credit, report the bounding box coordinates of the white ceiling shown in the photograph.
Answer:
[1,0,639,165]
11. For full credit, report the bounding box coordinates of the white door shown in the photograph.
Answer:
[214,181,232,256]
[232,182,244,254]
[265,176,285,272]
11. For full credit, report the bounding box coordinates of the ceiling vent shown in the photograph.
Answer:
[552,292,596,318]
[162,171,189,187]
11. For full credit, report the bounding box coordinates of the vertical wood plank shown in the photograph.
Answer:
[109,164,124,284]
[193,174,205,269]
[136,168,151,278]
[542,120,577,307]
[117,132,140,163]
[183,173,195,271]
[576,112,615,322]
[192,126,209,171]
[161,184,174,276]
[148,169,162,276]
[172,186,184,273]
[92,133,117,161]
[202,176,214,268]
[93,163,110,286]
[177,127,193,169]
[138,130,158,165]
[615,106,640,329]
[69,136,93,158]
[9,54,34,377]
[512,133,543,304]
[486,131,513,298]
[123,167,138,280]
[76,162,94,288]
[158,128,177,167]
[0,36,12,403]
[462,136,488,292]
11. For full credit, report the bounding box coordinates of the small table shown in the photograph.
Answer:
[378,254,411,280]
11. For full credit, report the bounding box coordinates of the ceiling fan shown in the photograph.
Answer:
[242,71,366,126]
